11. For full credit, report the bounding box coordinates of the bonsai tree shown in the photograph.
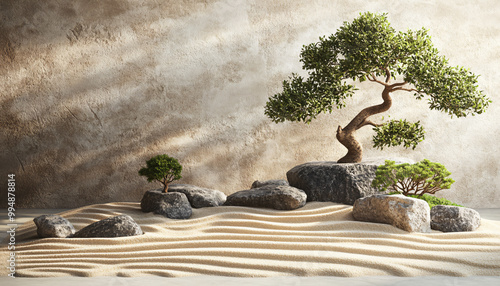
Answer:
[138,154,182,192]
[371,159,455,197]
[265,12,490,163]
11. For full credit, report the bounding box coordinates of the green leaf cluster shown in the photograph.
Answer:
[138,154,182,191]
[372,159,455,196]
[372,119,425,150]
[388,192,463,208]
[264,72,354,123]
[403,34,490,118]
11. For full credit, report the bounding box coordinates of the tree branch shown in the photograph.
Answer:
[392,86,419,93]
[385,67,391,83]
[367,72,390,86]
[357,118,384,129]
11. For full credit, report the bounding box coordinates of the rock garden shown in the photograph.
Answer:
[32,12,490,240]
[33,155,482,239]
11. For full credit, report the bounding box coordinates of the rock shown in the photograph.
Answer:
[168,184,226,208]
[73,215,143,238]
[141,189,192,219]
[33,215,76,238]
[286,158,414,205]
[251,179,289,189]
[224,185,307,210]
[431,205,481,232]
[352,194,431,232]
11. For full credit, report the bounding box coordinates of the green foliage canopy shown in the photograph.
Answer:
[372,159,455,196]
[138,154,182,192]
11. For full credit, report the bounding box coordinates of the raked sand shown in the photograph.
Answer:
[1,202,500,277]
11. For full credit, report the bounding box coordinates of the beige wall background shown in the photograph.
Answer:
[1,0,499,208]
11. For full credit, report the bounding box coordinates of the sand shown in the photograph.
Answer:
[1,202,500,277]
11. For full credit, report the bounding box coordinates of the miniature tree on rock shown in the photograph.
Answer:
[138,154,182,192]
[265,12,490,163]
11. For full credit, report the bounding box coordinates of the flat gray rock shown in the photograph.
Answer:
[224,185,307,210]
[73,215,143,238]
[352,194,431,232]
[168,184,226,208]
[431,205,481,232]
[33,215,76,238]
[251,179,289,189]
[286,158,413,205]
[141,189,192,219]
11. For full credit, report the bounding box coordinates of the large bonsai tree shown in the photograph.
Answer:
[265,12,490,163]
[138,154,182,192]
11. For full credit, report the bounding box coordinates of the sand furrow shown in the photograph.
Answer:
[16,244,500,268]
[16,250,495,277]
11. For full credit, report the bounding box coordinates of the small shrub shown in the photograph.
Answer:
[388,192,463,208]
[138,154,182,192]
[372,159,455,196]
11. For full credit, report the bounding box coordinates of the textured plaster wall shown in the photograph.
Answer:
[1,0,499,208]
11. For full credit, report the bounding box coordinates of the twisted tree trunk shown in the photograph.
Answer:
[336,84,394,163]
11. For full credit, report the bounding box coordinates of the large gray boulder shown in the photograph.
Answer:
[287,158,413,205]
[431,205,481,232]
[141,189,192,219]
[352,194,431,232]
[251,179,289,189]
[224,185,307,210]
[168,184,226,208]
[33,215,76,238]
[73,215,143,238]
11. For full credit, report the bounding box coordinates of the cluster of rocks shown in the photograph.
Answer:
[33,214,143,238]
[285,159,481,233]
[33,158,481,238]
[352,194,481,233]
[141,158,405,216]
[141,181,308,217]
[141,184,227,219]
[139,159,481,233]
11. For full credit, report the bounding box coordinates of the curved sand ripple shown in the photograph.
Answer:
[1,202,499,277]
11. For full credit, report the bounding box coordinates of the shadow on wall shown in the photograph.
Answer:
[0,0,308,208]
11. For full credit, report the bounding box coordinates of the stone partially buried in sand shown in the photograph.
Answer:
[431,205,481,232]
[73,214,143,238]
[353,194,431,232]
[224,185,307,210]
[167,184,226,208]
[141,189,193,219]
[33,215,76,238]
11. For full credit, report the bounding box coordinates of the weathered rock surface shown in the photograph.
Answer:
[251,179,289,189]
[168,184,226,208]
[224,185,307,210]
[141,189,192,219]
[73,215,143,238]
[33,215,76,238]
[287,158,414,205]
[431,205,481,232]
[352,194,431,232]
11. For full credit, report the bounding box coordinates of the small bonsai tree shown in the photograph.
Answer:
[371,159,455,197]
[265,12,490,163]
[138,154,182,192]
